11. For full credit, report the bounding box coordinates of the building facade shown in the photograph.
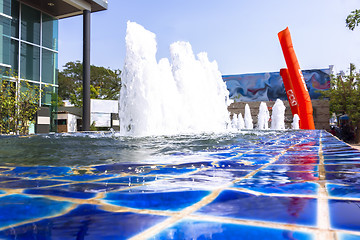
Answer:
[0,0,107,133]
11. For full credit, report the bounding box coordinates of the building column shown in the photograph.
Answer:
[82,9,91,131]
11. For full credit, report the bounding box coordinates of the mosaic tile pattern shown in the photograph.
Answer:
[0,130,359,239]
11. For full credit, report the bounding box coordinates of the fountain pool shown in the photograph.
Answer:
[0,130,359,239]
[0,22,359,240]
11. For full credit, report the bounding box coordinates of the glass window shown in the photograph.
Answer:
[42,49,57,84]
[0,0,11,16]
[19,80,40,104]
[20,42,40,81]
[0,39,17,77]
[42,14,58,50]
[0,15,11,68]
[21,4,40,45]
[41,84,55,106]
[11,0,19,38]
[8,39,18,75]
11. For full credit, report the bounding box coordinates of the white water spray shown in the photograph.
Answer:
[257,102,270,130]
[244,104,253,130]
[119,22,231,136]
[291,114,300,129]
[238,113,245,130]
[271,99,286,130]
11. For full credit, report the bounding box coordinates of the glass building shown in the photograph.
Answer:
[0,0,107,132]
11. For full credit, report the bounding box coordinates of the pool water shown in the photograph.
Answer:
[0,130,359,239]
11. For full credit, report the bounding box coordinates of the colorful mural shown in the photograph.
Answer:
[223,68,331,102]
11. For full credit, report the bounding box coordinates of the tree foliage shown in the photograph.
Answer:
[321,64,360,142]
[346,9,360,30]
[0,72,41,135]
[58,61,121,107]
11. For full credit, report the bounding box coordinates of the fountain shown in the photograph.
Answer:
[292,114,300,129]
[271,99,286,130]
[244,104,253,130]
[257,102,270,130]
[119,21,231,136]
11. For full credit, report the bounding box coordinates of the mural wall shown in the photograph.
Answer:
[222,68,331,102]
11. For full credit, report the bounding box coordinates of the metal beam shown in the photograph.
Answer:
[82,9,91,131]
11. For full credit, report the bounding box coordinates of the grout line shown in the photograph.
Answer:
[316,132,335,240]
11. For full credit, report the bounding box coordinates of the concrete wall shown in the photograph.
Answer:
[228,99,330,130]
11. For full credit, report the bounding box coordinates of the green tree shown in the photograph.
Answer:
[322,64,360,142]
[0,72,41,135]
[58,61,122,107]
[346,9,360,30]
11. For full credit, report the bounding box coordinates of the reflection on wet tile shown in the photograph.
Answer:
[1,166,72,178]
[326,172,360,185]
[327,184,360,199]
[263,165,318,172]
[25,182,130,199]
[143,167,197,176]
[329,199,360,231]
[0,204,167,240]
[275,156,320,165]
[253,171,319,181]
[0,194,72,228]
[196,190,317,226]
[51,174,114,182]
[105,190,210,211]
[98,175,159,184]
[153,219,314,240]
[0,179,64,189]
[233,179,318,195]
[325,164,360,173]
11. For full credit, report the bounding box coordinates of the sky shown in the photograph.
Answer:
[58,0,360,75]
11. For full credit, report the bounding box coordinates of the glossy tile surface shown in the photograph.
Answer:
[0,130,359,239]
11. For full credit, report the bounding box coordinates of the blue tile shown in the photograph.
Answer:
[263,165,318,172]
[275,156,319,164]
[327,184,360,198]
[0,179,64,189]
[326,172,360,184]
[337,233,360,240]
[98,175,159,184]
[1,166,71,178]
[253,171,319,181]
[324,159,360,164]
[217,161,263,170]
[329,199,360,231]
[24,182,128,199]
[143,167,197,176]
[0,194,72,228]
[51,173,116,182]
[196,190,317,226]
[233,179,318,195]
[324,152,360,159]
[153,219,314,240]
[105,190,211,211]
[0,204,167,240]
[191,169,250,180]
[94,163,152,175]
[25,187,95,199]
[325,164,360,172]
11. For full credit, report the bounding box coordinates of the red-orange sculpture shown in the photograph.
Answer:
[278,27,315,129]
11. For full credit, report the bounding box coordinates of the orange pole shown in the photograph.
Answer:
[280,68,300,117]
[278,27,315,129]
